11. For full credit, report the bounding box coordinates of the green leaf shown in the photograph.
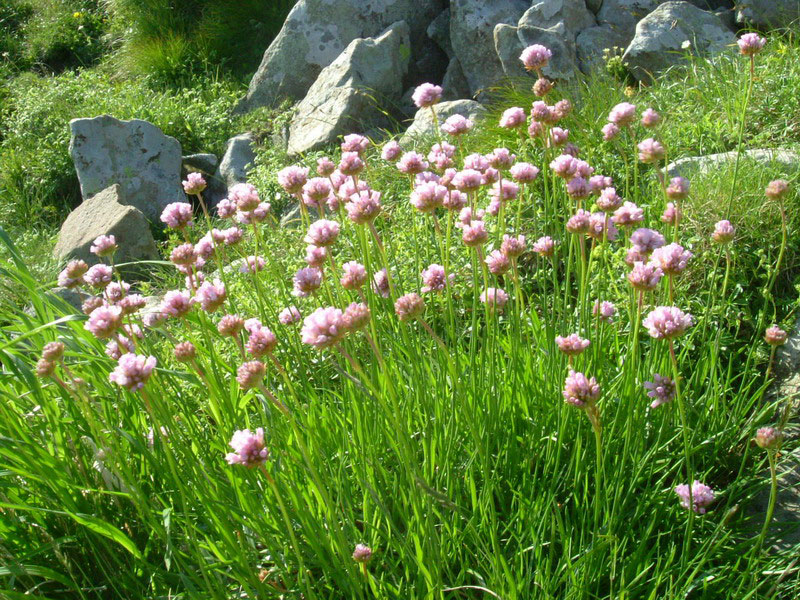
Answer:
[66,512,142,560]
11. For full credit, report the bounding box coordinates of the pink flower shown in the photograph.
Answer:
[341,133,370,154]
[765,179,789,200]
[563,370,600,407]
[412,83,443,108]
[651,243,692,275]
[353,544,373,563]
[347,189,381,224]
[566,209,592,234]
[104,281,129,304]
[301,307,347,349]
[499,106,526,129]
[643,306,694,339]
[372,269,390,298]
[240,255,266,273]
[85,305,122,339]
[755,427,783,450]
[119,294,146,315]
[480,287,509,311]
[170,243,196,266]
[397,151,429,175]
[597,187,622,212]
[566,176,590,200]
[462,221,488,247]
[246,326,278,358]
[587,212,618,241]
[589,175,613,194]
[342,302,371,331]
[394,293,424,321]
[90,235,117,257]
[485,250,511,275]
[84,264,114,289]
[174,341,196,362]
[593,300,616,323]
[520,44,552,71]
[216,198,236,219]
[554,99,572,119]
[528,119,544,138]
[574,159,594,179]
[550,155,578,179]
[556,333,590,356]
[451,169,484,192]
[183,172,207,194]
[381,140,403,161]
[612,202,644,227]
[337,261,366,290]
[302,177,333,207]
[441,114,473,136]
[510,162,540,183]
[317,157,336,176]
[230,183,262,212]
[411,181,447,213]
[675,481,715,514]
[464,153,490,173]
[277,166,309,195]
[195,279,226,312]
[490,180,519,202]
[443,189,467,211]
[666,177,690,200]
[236,361,266,389]
[279,306,302,325]
[223,227,244,245]
[637,138,665,164]
[339,151,365,176]
[548,127,569,147]
[630,228,665,253]
[421,263,453,293]
[305,219,340,247]
[160,290,194,318]
[712,220,734,244]
[487,148,515,170]
[644,374,676,409]
[532,236,556,257]
[641,108,661,128]
[109,353,156,391]
[41,342,65,362]
[661,202,680,225]
[501,234,526,258]
[161,202,194,229]
[608,102,636,127]
[226,428,269,467]
[293,267,323,297]
[602,123,620,141]
[533,77,553,97]
[628,261,663,291]
[764,325,788,346]
[58,259,88,288]
[738,33,766,56]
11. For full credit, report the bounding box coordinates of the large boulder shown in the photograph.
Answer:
[736,0,800,29]
[69,116,183,222]
[622,1,735,82]
[519,1,596,36]
[496,21,579,82]
[427,8,452,58]
[442,58,471,101]
[53,184,159,277]
[400,99,486,146]
[666,148,800,177]
[287,22,411,156]
[237,0,445,113]
[597,1,665,39]
[450,0,530,99]
[576,25,631,73]
[217,133,257,189]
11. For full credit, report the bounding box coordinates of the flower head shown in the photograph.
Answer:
[411,181,447,213]
[563,370,600,407]
[340,261,367,290]
[499,106,526,129]
[631,228,665,253]
[509,162,540,183]
[246,326,278,358]
[765,179,789,200]
[293,267,323,297]
[441,114,473,136]
[712,220,735,244]
[183,172,207,194]
[353,544,373,563]
[160,202,194,229]
[341,133,370,154]
[412,83,443,108]
[644,374,676,408]
[236,361,266,389]
[566,209,592,234]
[661,202,681,225]
[480,287,509,311]
[501,234,526,258]
[381,140,403,161]
[485,250,511,275]
[532,236,556,257]
[643,306,693,339]
[301,307,347,348]
[675,481,715,514]
[305,219,340,247]
[277,166,309,195]
[451,169,483,193]
[343,302,371,331]
[84,264,114,289]
[278,306,302,326]
[85,305,122,339]
[317,157,336,176]
[339,151,365,176]
[421,263,453,293]
[597,187,622,212]
[347,189,382,224]
[520,44,552,71]
[602,123,620,141]
[651,243,692,275]
[372,269,390,298]
[174,341,196,362]
[161,290,194,318]
[641,108,661,128]
[109,353,156,391]
[764,325,788,346]
[666,177,690,200]
[550,155,578,179]
[91,235,118,257]
[397,151,429,175]
[637,138,665,164]
[217,314,244,337]
[533,77,553,97]
[195,279,226,312]
[593,300,616,323]
[738,33,766,56]
[628,261,664,291]
[556,334,590,356]
[755,427,783,450]
[462,221,488,247]
[394,293,424,321]
[226,428,269,467]
[612,202,644,227]
[608,102,636,127]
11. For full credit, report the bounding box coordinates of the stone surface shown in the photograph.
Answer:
[237,0,445,112]
[427,8,452,58]
[736,0,800,29]
[442,57,471,101]
[182,153,218,175]
[450,0,530,98]
[496,21,577,83]
[287,22,411,156]
[577,25,631,73]
[400,99,486,146]
[53,184,159,276]
[597,1,665,38]
[216,133,257,190]
[621,1,735,83]
[69,116,183,222]
[666,149,800,178]
[519,1,596,37]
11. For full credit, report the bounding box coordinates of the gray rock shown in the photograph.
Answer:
[737,0,800,29]
[518,1,596,37]
[427,8,452,58]
[450,0,530,99]
[53,184,159,278]
[48,287,91,312]
[496,21,578,83]
[287,22,411,156]
[182,153,217,175]
[237,0,445,113]
[576,25,631,73]
[622,1,735,83]
[412,38,449,88]
[442,57,471,101]
[597,1,665,36]
[666,149,800,178]
[70,116,184,222]
[585,0,603,12]
[400,99,486,146]
[494,24,529,81]
[217,133,257,190]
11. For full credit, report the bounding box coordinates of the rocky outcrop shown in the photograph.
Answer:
[69,116,183,222]
[736,0,800,29]
[400,99,486,146]
[442,58,471,101]
[287,22,411,156]
[666,149,800,177]
[182,153,218,175]
[621,1,735,82]
[53,184,159,277]
[576,25,631,72]
[237,0,445,113]
[216,134,257,190]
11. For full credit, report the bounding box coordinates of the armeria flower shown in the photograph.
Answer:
[372,268,390,298]
[499,106,526,129]
[418,263,451,293]
[411,181,447,213]
[628,261,663,291]
[347,190,382,224]
[566,176,590,200]
[644,374,676,408]
[279,306,302,325]
[674,481,715,514]
[183,172,206,194]
[612,201,644,227]
[394,293,424,321]
[174,341,196,362]
[103,281,129,304]
[637,138,665,164]
[381,140,403,161]
[58,259,88,288]
[109,353,156,391]
[533,76,553,97]
[509,162,540,183]
[641,108,661,128]
[305,219,340,247]
[597,187,622,212]
[712,220,735,244]
[340,261,367,290]
[528,119,544,138]
[119,294,146,315]
[317,156,336,176]
[226,428,269,467]
[451,169,483,192]
[443,189,467,211]
[170,243,196,266]
[590,176,613,195]
[464,153,490,173]
[216,198,236,219]
[765,179,789,200]
[608,102,637,127]
[554,99,572,119]
[84,264,114,289]
[218,314,244,337]
[550,154,578,179]
[755,427,783,450]
[293,267,323,297]
[160,202,194,229]
[593,300,616,323]
[223,225,244,245]
[337,177,368,201]
[341,133,370,154]
[487,148,516,170]
[490,180,519,202]
[666,176,690,200]
[441,114,473,136]
[643,306,693,339]
[485,250,511,275]
[90,235,118,257]
[339,151,365,176]
[246,326,278,358]
[302,177,333,207]
[501,234,526,258]
[587,212,618,241]
[161,290,194,318]
[651,243,692,275]
[106,334,134,360]
[82,296,104,316]
[36,358,56,378]
[352,544,373,563]
[563,370,600,407]
[41,341,65,362]
[548,127,569,148]
[574,159,594,179]
[277,166,309,195]
[520,44,552,71]
[532,236,556,257]
[462,221,489,247]
[195,279,226,312]
[236,361,266,389]
[556,334,590,356]
[240,255,266,273]
[625,247,647,267]
[301,307,347,348]
[737,32,766,56]
[602,123,620,141]
[661,202,680,225]
[630,228,665,253]
[412,83,443,108]
[764,325,788,346]
[397,151,429,175]
[480,287,509,311]
[566,209,592,234]
[342,302,371,331]
[457,206,483,227]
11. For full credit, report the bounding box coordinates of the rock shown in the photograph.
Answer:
[736,0,800,29]
[49,287,91,312]
[442,57,471,101]
[400,99,485,146]
[216,133,257,190]
[450,0,530,98]
[621,1,735,83]
[287,22,411,156]
[518,1,596,37]
[237,0,445,112]
[412,39,449,88]
[496,22,578,83]
[585,0,603,12]
[182,153,218,175]
[597,1,664,37]
[576,25,631,73]
[69,116,183,223]
[494,24,529,81]
[666,149,800,178]
[53,184,159,277]
[428,8,452,58]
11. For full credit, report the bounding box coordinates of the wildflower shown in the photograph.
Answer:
[764,325,788,346]
[341,133,370,154]
[597,187,622,212]
[109,353,156,391]
[443,189,467,211]
[225,428,269,467]
[499,106,526,129]
[41,341,65,362]
[236,361,266,389]
[421,264,452,293]
[84,264,114,289]
[612,201,644,227]
[462,221,489,247]
[556,334,590,356]
[277,166,309,195]
[451,169,483,192]
[279,306,302,325]
[347,190,382,224]
[755,427,783,450]
[641,108,661,128]
[174,341,196,362]
[666,176,690,200]
[631,228,665,253]
[520,44,552,71]
[182,171,207,194]
[411,181,447,213]
[441,114,473,136]
[765,179,789,200]
[218,314,244,337]
[397,151,429,175]
[353,544,373,563]
[412,83,443,108]
[637,138,665,164]
[562,370,600,407]
[216,199,236,219]
[36,358,56,378]
[106,336,134,360]
[82,296,104,315]
[170,243,196,266]
[643,306,693,339]
[501,234,526,258]
[484,250,510,275]
[712,220,735,244]
[608,102,636,127]
[160,202,194,229]
[241,255,267,273]
[305,219,340,247]
[737,33,766,56]
[566,209,592,234]
[487,148,516,170]
[85,305,122,339]
[246,326,278,358]
[381,140,403,161]
[675,481,715,514]
[464,153,490,173]
[293,267,323,297]
[119,294,146,315]
[644,374,676,408]
[372,269,390,298]
[532,77,553,97]
[195,279,226,312]
[509,162,540,183]
[395,293,425,321]
[91,235,118,257]
[339,151,365,176]
[490,180,519,202]
[627,248,652,269]
[480,287,509,311]
[528,119,544,138]
[592,177,614,195]
[58,259,88,288]
[554,99,572,119]
[661,202,680,225]
[587,212,618,241]
[574,159,594,179]
[160,290,194,318]
[566,176,590,200]
[550,154,578,179]
[302,177,333,206]
[301,307,347,349]
[651,243,692,275]
[342,302,371,331]
[628,261,664,291]
[532,236,556,257]
[593,300,616,323]
[602,123,620,141]
[341,261,367,290]
[223,226,244,245]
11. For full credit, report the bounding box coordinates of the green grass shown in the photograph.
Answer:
[1,31,800,600]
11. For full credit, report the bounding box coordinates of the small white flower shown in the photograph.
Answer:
[681,40,692,50]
